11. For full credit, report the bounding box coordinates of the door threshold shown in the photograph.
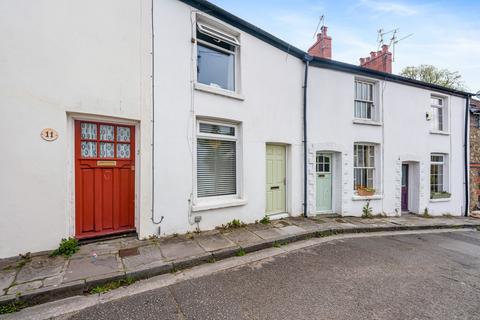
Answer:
[266,212,289,219]
[77,230,137,245]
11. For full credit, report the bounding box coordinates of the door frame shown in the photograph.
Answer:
[67,113,140,238]
[265,143,289,216]
[401,164,409,212]
[316,152,335,214]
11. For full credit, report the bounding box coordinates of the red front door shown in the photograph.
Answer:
[75,121,135,239]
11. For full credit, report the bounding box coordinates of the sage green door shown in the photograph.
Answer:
[316,153,332,212]
[266,144,286,215]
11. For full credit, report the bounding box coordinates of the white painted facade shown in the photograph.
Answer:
[0,0,153,258]
[0,0,468,258]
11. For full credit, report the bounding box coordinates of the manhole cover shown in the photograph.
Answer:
[118,247,139,258]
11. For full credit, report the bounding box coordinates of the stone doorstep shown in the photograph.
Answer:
[0,220,479,309]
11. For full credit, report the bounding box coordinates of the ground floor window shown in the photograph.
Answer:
[430,154,450,198]
[353,144,375,190]
[196,121,238,198]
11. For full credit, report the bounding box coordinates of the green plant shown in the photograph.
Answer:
[423,208,432,218]
[50,237,79,258]
[259,216,270,225]
[430,191,451,199]
[236,248,246,256]
[0,301,26,314]
[223,219,246,229]
[207,257,216,263]
[273,240,287,248]
[361,201,373,219]
[88,276,135,294]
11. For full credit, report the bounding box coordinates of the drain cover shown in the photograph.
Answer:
[118,247,139,258]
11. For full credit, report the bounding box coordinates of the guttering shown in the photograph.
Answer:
[465,95,471,217]
[302,54,313,217]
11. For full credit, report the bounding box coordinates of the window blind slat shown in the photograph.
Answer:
[197,138,236,198]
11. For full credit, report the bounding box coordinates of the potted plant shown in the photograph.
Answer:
[430,191,451,199]
[357,186,375,196]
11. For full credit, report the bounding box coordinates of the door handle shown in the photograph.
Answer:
[270,186,280,190]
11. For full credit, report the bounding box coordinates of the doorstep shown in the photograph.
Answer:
[1,215,479,309]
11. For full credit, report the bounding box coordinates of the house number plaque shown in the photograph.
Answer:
[41,128,58,141]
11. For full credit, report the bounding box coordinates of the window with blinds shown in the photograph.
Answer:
[197,122,237,198]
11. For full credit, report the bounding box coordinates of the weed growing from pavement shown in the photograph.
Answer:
[50,237,79,258]
[218,219,247,230]
[207,257,216,263]
[422,208,433,219]
[236,248,246,256]
[361,201,373,219]
[88,276,135,294]
[0,301,26,314]
[273,241,288,248]
[259,216,271,225]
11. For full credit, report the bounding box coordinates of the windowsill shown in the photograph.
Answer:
[352,119,382,126]
[429,197,451,203]
[352,194,383,201]
[194,83,245,101]
[429,130,450,136]
[192,198,247,212]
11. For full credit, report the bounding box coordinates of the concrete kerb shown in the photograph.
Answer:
[0,222,479,310]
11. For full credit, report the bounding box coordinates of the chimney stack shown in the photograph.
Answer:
[308,26,332,59]
[359,44,393,73]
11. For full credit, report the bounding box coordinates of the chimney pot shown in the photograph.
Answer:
[360,45,393,73]
[308,25,332,59]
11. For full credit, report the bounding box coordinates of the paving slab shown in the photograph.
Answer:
[222,228,262,245]
[63,254,122,283]
[43,274,63,287]
[16,256,65,283]
[195,233,235,252]
[122,245,166,270]
[160,240,206,261]
[251,227,288,240]
[277,225,306,235]
[0,269,16,294]
[7,280,42,295]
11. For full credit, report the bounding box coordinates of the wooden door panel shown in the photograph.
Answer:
[75,121,135,238]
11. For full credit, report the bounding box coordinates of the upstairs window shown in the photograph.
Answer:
[353,144,375,190]
[196,121,238,198]
[196,22,239,92]
[431,96,445,131]
[354,80,374,120]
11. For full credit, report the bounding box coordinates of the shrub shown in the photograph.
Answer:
[361,201,373,219]
[259,216,270,225]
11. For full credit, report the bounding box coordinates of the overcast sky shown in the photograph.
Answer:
[209,0,480,93]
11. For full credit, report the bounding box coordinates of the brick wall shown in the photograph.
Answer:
[470,99,480,210]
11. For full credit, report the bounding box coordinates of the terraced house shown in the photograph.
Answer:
[0,0,473,258]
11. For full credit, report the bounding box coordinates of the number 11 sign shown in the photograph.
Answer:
[41,128,58,141]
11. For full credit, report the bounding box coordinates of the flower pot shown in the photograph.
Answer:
[357,188,375,196]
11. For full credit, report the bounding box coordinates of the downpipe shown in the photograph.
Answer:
[464,95,470,217]
[303,54,313,217]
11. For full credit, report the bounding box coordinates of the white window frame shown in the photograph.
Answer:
[430,153,447,194]
[353,143,376,191]
[195,18,240,94]
[354,79,376,120]
[195,120,241,203]
[430,95,446,132]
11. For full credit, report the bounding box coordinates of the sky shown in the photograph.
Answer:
[209,0,480,92]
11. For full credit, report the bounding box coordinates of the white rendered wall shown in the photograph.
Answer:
[151,0,305,237]
[0,0,152,258]
[307,67,466,217]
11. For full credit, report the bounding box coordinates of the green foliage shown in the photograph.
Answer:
[400,65,466,90]
[259,216,271,225]
[430,191,451,199]
[0,301,26,314]
[207,257,216,263]
[88,276,135,294]
[236,248,246,256]
[423,208,432,218]
[50,237,79,258]
[362,201,373,219]
[224,219,246,229]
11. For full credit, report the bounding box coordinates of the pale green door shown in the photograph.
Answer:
[266,144,286,215]
[316,153,332,212]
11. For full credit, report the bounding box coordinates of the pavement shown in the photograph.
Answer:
[2,229,480,319]
[1,215,480,311]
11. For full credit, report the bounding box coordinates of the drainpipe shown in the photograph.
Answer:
[465,94,470,217]
[151,0,164,227]
[302,54,313,217]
